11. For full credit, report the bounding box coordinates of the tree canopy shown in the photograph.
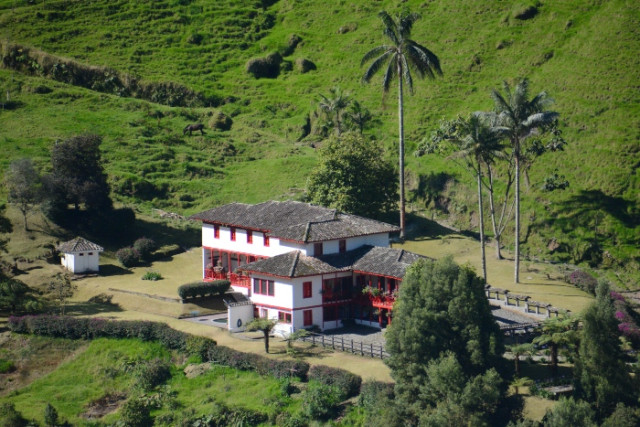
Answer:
[47,134,112,214]
[385,257,504,423]
[306,132,397,220]
[4,158,42,231]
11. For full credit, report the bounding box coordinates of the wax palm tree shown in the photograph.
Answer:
[362,10,442,239]
[447,113,506,282]
[491,79,558,283]
[318,87,351,136]
[345,100,375,135]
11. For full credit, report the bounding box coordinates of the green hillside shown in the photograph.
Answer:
[0,0,638,286]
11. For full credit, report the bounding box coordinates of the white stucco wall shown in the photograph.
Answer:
[202,223,305,258]
[304,233,390,255]
[61,251,100,273]
[227,304,254,333]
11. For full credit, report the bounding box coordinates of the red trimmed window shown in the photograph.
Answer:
[214,225,220,238]
[230,227,236,241]
[303,281,312,298]
[339,239,346,253]
[264,234,270,247]
[278,311,292,324]
[253,278,275,296]
[247,230,253,244]
[314,242,323,256]
[303,310,313,326]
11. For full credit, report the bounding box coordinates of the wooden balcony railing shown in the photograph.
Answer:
[204,269,250,288]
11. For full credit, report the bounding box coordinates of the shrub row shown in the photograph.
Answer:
[568,269,598,295]
[178,280,230,299]
[308,365,362,399]
[8,315,199,352]
[116,237,157,267]
[204,345,309,380]
[0,41,219,107]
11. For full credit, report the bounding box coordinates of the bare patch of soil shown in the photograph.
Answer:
[81,392,127,419]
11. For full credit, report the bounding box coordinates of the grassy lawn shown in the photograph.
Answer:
[396,229,594,314]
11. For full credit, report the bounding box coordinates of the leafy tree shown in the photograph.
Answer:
[4,158,42,231]
[0,402,28,427]
[0,278,40,314]
[245,317,277,353]
[43,403,59,427]
[490,79,560,283]
[507,343,534,377]
[385,257,504,421]
[601,403,640,427]
[344,100,376,135]
[419,114,506,281]
[119,398,152,427]
[542,397,596,427]
[533,315,580,376]
[47,272,77,315]
[511,376,533,396]
[316,87,351,136]
[0,203,13,254]
[306,133,397,220]
[362,9,442,239]
[574,281,636,416]
[47,134,112,214]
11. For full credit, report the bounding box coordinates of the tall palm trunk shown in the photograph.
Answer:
[397,64,405,239]
[487,166,503,259]
[514,141,520,284]
[477,158,487,283]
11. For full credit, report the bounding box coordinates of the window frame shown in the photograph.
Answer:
[303,281,312,299]
[253,278,275,296]
[247,230,253,244]
[314,242,323,256]
[278,311,292,324]
[303,309,313,326]
[214,224,220,238]
[230,227,236,241]
[339,239,346,253]
[263,234,270,247]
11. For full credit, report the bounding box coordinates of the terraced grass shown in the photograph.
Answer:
[0,0,638,284]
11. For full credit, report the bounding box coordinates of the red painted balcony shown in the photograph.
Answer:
[371,295,395,310]
[204,269,250,288]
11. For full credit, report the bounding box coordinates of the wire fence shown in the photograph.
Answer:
[298,332,389,359]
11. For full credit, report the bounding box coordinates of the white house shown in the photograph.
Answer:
[190,200,425,335]
[57,237,103,274]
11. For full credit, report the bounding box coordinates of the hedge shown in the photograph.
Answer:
[8,315,199,352]
[205,345,309,380]
[308,365,362,399]
[178,280,230,299]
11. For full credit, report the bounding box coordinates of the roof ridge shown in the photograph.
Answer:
[289,251,300,278]
[303,222,312,242]
[397,249,405,262]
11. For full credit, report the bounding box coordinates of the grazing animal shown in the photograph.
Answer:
[183,123,205,136]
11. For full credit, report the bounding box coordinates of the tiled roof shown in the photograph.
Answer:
[190,200,399,242]
[238,245,426,279]
[57,237,103,253]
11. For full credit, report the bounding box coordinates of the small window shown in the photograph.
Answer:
[278,311,292,324]
[88,252,94,256]
[254,279,275,296]
[303,281,312,298]
[314,242,323,256]
[230,227,236,241]
[253,278,260,294]
[339,240,346,253]
[78,253,84,256]
[247,230,253,244]
[267,280,275,296]
[303,310,313,326]
[214,225,220,238]
[264,234,270,247]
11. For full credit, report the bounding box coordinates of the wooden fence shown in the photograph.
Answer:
[299,333,389,359]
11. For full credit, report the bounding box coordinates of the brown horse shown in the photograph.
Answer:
[183,123,205,136]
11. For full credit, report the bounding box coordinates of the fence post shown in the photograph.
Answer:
[351,339,354,354]
[360,341,363,356]
[321,335,325,347]
[331,336,335,349]
[380,346,383,359]
[341,337,344,351]
[370,343,373,358]
[312,335,315,345]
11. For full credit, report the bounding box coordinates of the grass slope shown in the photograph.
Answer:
[0,0,638,284]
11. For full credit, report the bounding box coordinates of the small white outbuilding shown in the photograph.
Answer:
[57,237,103,274]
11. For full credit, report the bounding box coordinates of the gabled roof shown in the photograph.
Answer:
[190,200,399,243]
[57,237,103,253]
[237,245,427,279]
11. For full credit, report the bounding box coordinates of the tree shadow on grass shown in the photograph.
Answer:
[99,264,133,276]
[405,214,481,241]
[64,300,123,316]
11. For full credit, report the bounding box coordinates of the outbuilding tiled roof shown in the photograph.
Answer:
[57,237,103,253]
[238,245,426,279]
[190,200,399,242]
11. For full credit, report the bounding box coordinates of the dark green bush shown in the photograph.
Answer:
[134,237,157,261]
[205,345,309,380]
[116,247,139,267]
[0,402,28,427]
[358,381,395,410]
[246,52,282,78]
[308,365,362,399]
[0,359,16,374]
[43,403,59,427]
[120,398,153,427]
[135,358,172,391]
[177,280,230,299]
[302,382,341,420]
